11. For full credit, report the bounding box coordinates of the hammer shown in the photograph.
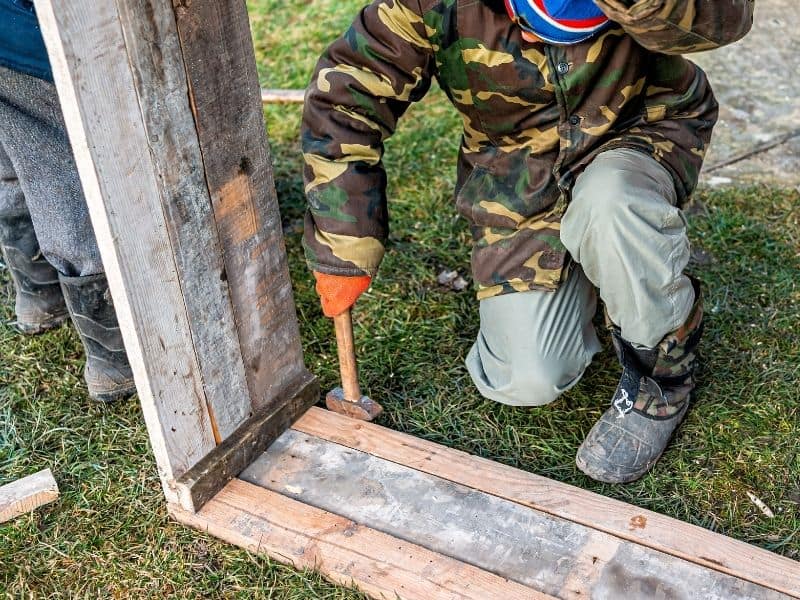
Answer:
[325,308,383,421]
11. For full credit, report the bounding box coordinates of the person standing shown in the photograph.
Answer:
[0,0,135,402]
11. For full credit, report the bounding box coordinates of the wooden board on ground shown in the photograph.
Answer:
[172,407,800,600]
[0,469,59,523]
[293,407,800,596]
[170,480,551,600]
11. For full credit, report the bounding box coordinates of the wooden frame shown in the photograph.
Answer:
[35,0,315,510]
[173,408,799,599]
[34,1,800,598]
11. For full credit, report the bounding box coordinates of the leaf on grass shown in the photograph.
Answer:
[746,491,775,518]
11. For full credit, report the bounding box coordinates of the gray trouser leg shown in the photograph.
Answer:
[0,65,102,277]
[466,266,602,407]
[0,141,26,219]
[561,148,694,348]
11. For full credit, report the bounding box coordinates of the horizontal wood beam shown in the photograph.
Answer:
[170,478,551,600]
[241,429,791,599]
[292,407,800,598]
[174,373,318,512]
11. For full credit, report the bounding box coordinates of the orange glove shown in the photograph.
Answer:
[313,271,371,318]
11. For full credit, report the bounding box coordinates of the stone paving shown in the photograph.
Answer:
[692,0,800,188]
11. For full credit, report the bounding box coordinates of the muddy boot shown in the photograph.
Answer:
[59,273,136,402]
[0,211,68,334]
[576,279,704,483]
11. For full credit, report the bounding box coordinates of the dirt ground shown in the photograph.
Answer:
[693,0,800,188]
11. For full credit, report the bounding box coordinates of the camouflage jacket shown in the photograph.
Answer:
[302,0,754,299]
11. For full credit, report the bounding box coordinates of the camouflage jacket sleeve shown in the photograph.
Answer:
[301,0,434,278]
[593,0,754,54]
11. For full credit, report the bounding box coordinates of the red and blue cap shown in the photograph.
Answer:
[504,0,611,45]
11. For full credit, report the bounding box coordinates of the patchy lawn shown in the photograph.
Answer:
[2,0,798,596]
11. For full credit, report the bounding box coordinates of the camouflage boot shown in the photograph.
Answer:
[576,279,703,483]
[59,273,136,402]
[0,210,68,334]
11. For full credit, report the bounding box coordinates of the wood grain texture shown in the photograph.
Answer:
[170,478,550,600]
[114,0,252,441]
[293,407,800,598]
[35,0,216,501]
[242,430,789,600]
[260,89,305,104]
[333,310,360,401]
[172,0,306,412]
[175,373,318,512]
[0,469,59,523]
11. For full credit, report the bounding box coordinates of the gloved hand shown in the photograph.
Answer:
[313,271,372,318]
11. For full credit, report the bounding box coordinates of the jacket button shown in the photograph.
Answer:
[569,115,580,126]
[557,62,570,75]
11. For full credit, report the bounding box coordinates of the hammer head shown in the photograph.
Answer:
[325,387,383,421]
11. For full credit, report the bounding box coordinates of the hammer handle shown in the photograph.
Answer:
[333,309,361,402]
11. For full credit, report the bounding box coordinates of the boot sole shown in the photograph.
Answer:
[575,449,658,484]
[88,382,137,403]
[575,403,691,484]
[14,312,69,335]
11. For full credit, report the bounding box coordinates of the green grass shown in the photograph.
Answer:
[2,0,799,596]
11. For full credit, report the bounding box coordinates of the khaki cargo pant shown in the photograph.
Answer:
[466,148,695,407]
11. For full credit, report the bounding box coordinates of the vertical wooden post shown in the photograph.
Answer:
[170,0,307,411]
[34,0,315,509]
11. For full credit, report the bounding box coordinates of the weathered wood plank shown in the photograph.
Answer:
[0,469,59,523]
[174,373,318,512]
[115,0,253,441]
[242,431,790,600]
[170,479,549,600]
[293,407,800,598]
[35,0,217,501]
[172,0,306,412]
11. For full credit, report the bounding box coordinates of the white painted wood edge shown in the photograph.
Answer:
[260,88,304,104]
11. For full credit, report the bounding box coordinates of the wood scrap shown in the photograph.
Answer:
[0,468,59,523]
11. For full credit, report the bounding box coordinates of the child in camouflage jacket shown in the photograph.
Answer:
[302,0,754,483]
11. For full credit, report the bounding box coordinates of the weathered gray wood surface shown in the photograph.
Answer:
[0,469,59,523]
[242,431,792,600]
[294,407,800,598]
[114,0,252,442]
[173,0,307,412]
[35,0,313,509]
[35,0,218,501]
[171,479,552,600]
[175,373,318,512]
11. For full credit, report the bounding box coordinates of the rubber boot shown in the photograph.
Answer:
[59,273,136,402]
[0,211,68,334]
[576,278,704,483]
